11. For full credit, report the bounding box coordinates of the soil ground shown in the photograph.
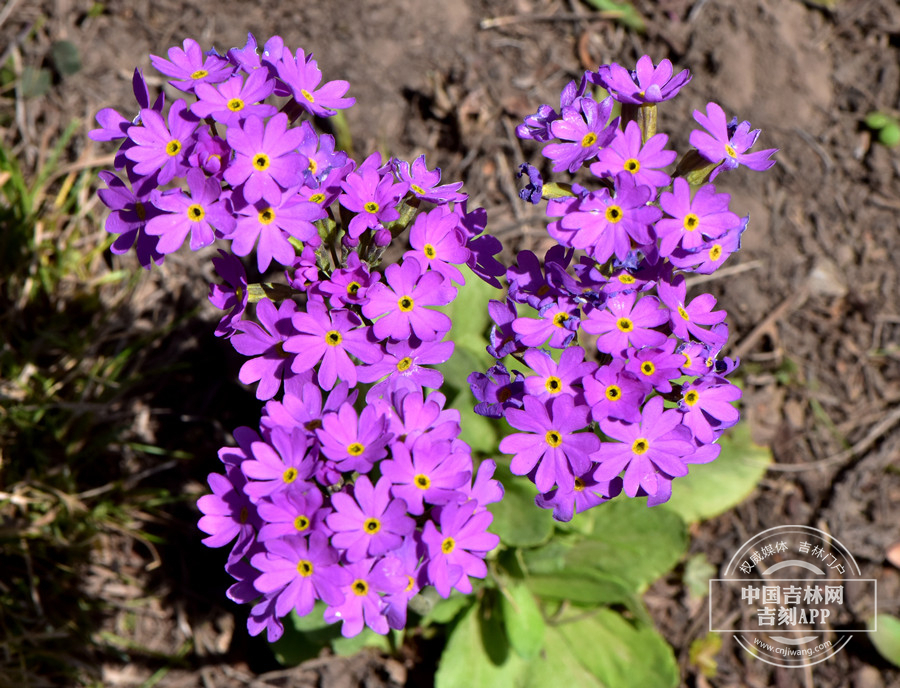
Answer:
[2,0,900,686]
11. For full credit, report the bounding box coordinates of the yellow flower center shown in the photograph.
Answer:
[364,201,379,214]
[709,244,723,261]
[398,296,414,312]
[347,281,361,296]
[348,442,365,456]
[725,143,737,159]
[308,158,317,174]
[411,184,426,195]
[283,467,298,483]
[310,192,326,204]
[552,312,569,328]
[165,139,181,156]
[618,273,635,284]
[631,438,649,455]
[581,132,598,147]
[414,474,431,490]
[605,205,623,224]
[545,430,562,447]
[300,88,315,104]
[441,537,455,554]
[640,361,655,376]
[187,204,205,222]
[545,376,562,394]
[605,385,621,402]
[294,515,310,531]
[352,579,369,596]
[678,305,689,321]
[574,477,585,492]
[253,153,270,171]
[616,317,634,333]
[191,69,208,80]
[227,98,244,112]
[684,390,700,407]
[297,559,314,577]
[424,244,436,259]
[325,330,342,347]
[364,517,381,534]
[258,207,275,225]
[624,158,641,173]
[683,213,700,231]
[396,356,412,372]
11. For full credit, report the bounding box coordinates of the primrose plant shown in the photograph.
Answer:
[90,34,507,642]
[470,55,776,519]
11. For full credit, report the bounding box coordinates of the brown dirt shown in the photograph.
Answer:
[3,0,900,686]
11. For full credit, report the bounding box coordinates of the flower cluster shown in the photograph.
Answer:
[471,55,776,521]
[91,35,505,641]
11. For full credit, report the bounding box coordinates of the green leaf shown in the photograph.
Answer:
[500,582,545,659]
[865,111,892,130]
[522,624,607,688]
[581,0,646,32]
[20,66,51,98]
[435,601,526,688]
[555,608,678,688]
[446,373,498,454]
[488,462,555,547]
[565,498,687,592]
[435,263,498,363]
[50,40,82,76]
[879,123,900,147]
[527,568,635,607]
[331,626,391,656]
[663,422,772,524]
[418,589,474,626]
[272,604,339,666]
[868,614,900,668]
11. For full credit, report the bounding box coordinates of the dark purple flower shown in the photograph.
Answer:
[97,170,164,269]
[536,471,622,522]
[197,464,260,563]
[593,55,691,105]
[339,157,408,238]
[517,162,544,204]
[326,476,415,562]
[208,249,248,338]
[394,155,466,204]
[680,378,741,443]
[486,298,523,359]
[690,102,777,180]
[656,178,740,257]
[657,273,728,346]
[581,291,667,357]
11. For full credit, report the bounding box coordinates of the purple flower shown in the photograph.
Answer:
[394,155,466,204]
[468,364,525,418]
[339,158,408,238]
[97,171,164,269]
[669,217,747,274]
[326,476,415,562]
[150,38,233,93]
[421,499,499,598]
[536,471,622,522]
[657,273,727,346]
[125,99,198,185]
[241,427,315,501]
[581,291,668,357]
[486,298,523,359]
[543,96,619,173]
[624,340,685,394]
[324,557,407,637]
[229,190,323,271]
[593,396,695,499]
[359,337,454,401]
[516,76,588,142]
[404,207,470,286]
[191,69,277,126]
[252,532,350,618]
[89,68,164,146]
[522,346,596,401]
[590,121,676,188]
[197,464,260,563]
[257,487,329,541]
[316,252,378,309]
[680,378,741,443]
[517,162,544,204]
[232,298,307,400]
[208,249,248,338]
[296,121,348,187]
[144,168,235,253]
[380,439,470,516]
[383,389,461,447]
[316,403,390,474]
[690,102,777,180]
[593,55,691,105]
[512,299,580,349]
[656,178,740,257]
[499,394,600,494]
[225,113,306,205]
[283,298,382,390]
[276,48,355,117]
[552,175,661,263]
[582,360,646,424]
[362,258,456,342]
[462,458,505,510]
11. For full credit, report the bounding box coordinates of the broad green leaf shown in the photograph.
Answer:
[869,614,900,668]
[436,263,498,362]
[435,601,526,688]
[419,589,474,626]
[664,422,772,524]
[448,383,498,453]
[556,608,678,688]
[272,604,340,666]
[500,582,545,659]
[520,536,576,575]
[488,462,555,547]
[526,568,635,607]
[522,624,607,688]
[50,40,82,76]
[566,498,687,592]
